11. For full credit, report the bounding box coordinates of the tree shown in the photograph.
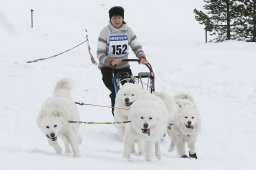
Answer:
[240,0,256,42]
[194,0,244,42]
[194,9,213,31]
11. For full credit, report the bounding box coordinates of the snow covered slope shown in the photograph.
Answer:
[0,0,256,169]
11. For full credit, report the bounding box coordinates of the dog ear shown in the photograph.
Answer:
[53,110,61,117]
[175,102,182,113]
[38,109,47,120]
[176,101,182,108]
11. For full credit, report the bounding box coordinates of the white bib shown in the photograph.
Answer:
[108,34,129,57]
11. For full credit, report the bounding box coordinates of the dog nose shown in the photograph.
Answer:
[143,123,148,129]
[50,133,55,138]
[187,121,191,125]
[125,98,129,103]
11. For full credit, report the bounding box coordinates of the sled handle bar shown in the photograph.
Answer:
[112,59,139,69]
[122,59,140,63]
[122,59,153,73]
[122,59,155,93]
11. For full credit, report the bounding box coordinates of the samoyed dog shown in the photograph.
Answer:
[167,93,201,159]
[37,78,81,157]
[153,91,178,124]
[123,93,168,161]
[114,83,146,138]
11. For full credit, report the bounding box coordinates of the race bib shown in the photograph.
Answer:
[108,34,129,57]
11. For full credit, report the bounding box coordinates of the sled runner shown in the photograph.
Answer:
[112,59,155,95]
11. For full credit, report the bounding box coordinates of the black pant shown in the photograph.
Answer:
[100,67,133,116]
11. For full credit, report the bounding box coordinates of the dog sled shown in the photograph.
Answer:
[112,59,155,95]
[72,59,155,125]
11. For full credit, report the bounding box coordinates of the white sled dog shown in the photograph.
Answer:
[167,93,201,159]
[153,91,178,124]
[37,78,81,157]
[123,93,168,161]
[114,83,146,138]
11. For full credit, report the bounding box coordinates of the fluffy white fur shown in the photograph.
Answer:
[37,78,81,157]
[114,83,146,138]
[167,93,201,159]
[153,91,178,124]
[123,93,168,161]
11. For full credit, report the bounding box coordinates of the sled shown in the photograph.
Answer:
[112,59,155,95]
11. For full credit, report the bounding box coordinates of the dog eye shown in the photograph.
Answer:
[149,117,152,120]
[54,125,58,128]
[192,117,194,119]
[46,126,49,129]
[124,94,126,96]
[185,116,188,119]
[140,116,144,119]
[131,94,135,96]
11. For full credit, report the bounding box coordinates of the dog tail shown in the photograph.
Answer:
[53,78,72,98]
[154,91,174,106]
[153,91,168,99]
[153,91,178,117]
[175,93,195,107]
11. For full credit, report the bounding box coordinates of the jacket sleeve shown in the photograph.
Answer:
[97,27,112,66]
[128,27,146,59]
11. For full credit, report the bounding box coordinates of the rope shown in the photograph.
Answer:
[75,102,129,110]
[26,39,88,63]
[85,29,98,65]
[68,120,131,125]
[26,28,98,65]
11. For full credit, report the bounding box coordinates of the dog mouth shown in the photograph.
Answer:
[46,134,57,141]
[141,128,150,136]
[125,101,134,106]
[185,124,193,129]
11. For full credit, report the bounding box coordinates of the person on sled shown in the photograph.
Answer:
[97,6,148,116]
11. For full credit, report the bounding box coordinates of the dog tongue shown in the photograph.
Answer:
[125,101,133,106]
[185,124,193,129]
[142,129,150,136]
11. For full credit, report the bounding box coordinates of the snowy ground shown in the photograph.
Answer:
[1,0,256,170]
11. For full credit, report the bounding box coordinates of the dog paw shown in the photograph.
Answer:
[65,148,72,154]
[145,153,154,161]
[123,153,131,160]
[189,152,197,159]
[156,153,161,160]
[146,157,153,162]
[138,151,143,156]
[131,145,136,153]
[55,147,62,155]
[73,152,81,158]
[168,145,174,152]
[79,137,83,144]
[56,150,62,155]
[181,155,189,158]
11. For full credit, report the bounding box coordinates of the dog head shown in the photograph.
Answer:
[116,83,145,108]
[177,104,200,130]
[38,109,65,141]
[129,95,167,137]
[132,112,160,136]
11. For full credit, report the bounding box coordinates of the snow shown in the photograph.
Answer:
[1,0,256,169]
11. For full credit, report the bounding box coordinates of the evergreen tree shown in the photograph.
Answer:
[194,8,213,31]
[194,0,242,42]
[230,0,256,41]
[240,0,256,41]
